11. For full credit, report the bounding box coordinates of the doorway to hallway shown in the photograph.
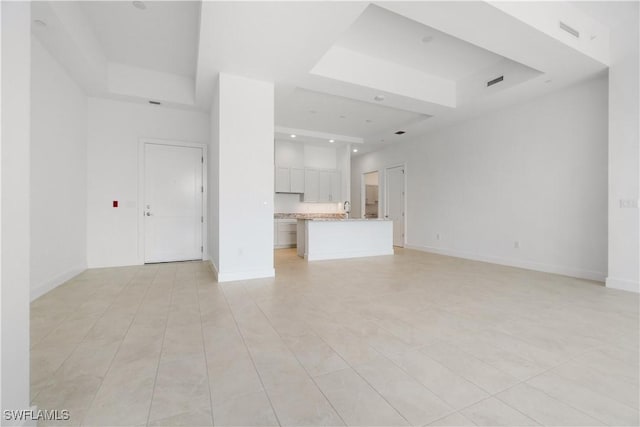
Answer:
[385,165,405,247]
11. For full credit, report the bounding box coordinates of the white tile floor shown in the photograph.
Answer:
[31,248,639,426]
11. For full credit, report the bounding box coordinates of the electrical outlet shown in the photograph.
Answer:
[436,233,440,240]
[514,241,520,249]
[620,199,639,209]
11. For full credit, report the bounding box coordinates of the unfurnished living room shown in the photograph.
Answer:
[1,1,639,426]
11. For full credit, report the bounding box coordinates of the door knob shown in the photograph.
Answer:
[146,212,152,216]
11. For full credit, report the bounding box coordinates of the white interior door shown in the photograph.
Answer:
[385,166,405,247]
[144,143,203,263]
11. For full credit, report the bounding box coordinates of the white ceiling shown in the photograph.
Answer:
[79,1,199,78]
[275,88,430,140]
[34,1,622,155]
[570,1,639,28]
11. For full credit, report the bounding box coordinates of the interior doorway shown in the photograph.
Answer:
[141,141,205,263]
[385,165,405,247]
[362,171,380,219]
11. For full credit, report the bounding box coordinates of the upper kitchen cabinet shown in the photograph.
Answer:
[274,139,351,202]
[303,168,340,202]
[275,141,305,194]
[276,166,305,193]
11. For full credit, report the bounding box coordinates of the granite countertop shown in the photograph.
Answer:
[310,218,391,221]
[274,212,347,219]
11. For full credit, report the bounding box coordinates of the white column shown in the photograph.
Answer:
[1,0,32,422]
[607,6,640,293]
[209,73,274,281]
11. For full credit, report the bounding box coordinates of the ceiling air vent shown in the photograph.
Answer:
[395,131,406,135]
[487,76,504,87]
[559,21,580,38]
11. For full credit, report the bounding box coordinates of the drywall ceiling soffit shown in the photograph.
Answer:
[333,1,611,155]
[194,1,370,109]
[308,4,542,110]
[275,88,431,140]
[31,1,203,109]
[274,126,363,146]
[31,1,109,94]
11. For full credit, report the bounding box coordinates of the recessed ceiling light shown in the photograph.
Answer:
[373,95,385,102]
[329,139,335,143]
[33,19,47,27]
[352,148,358,153]
[290,134,296,138]
[132,1,146,10]
[421,35,434,44]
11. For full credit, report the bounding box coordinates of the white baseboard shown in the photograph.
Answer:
[405,244,606,282]
[207,258,219,281]
[606,277,640,293]
[216,268,275,282]
[30,266,86,301]
[206,256,274,282]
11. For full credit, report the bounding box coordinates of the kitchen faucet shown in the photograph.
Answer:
[343,201,351,218]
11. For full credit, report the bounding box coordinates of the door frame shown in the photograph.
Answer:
[137,138,208,265]
[384,163,407,247]
[360,170,381,219]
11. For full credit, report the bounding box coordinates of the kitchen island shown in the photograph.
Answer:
[298,218,393,261]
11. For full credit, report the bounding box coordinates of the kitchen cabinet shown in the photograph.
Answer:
[331,170,341,201]
[274,219,297,248]
[275,167,305,194]
[305,169,340,202]
[303,169,319,201]
[290,168,305,193]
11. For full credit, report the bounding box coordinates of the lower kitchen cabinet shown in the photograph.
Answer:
[274,219,297,248]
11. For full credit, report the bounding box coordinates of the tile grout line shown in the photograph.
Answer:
[195,275,217,427]
[258,290,414,427]
[78,267,160,427]
[421,343,614,427]
[252,297,349,427]
[217,283,283,427]
[30,276,130,402]
[143,267,177,427]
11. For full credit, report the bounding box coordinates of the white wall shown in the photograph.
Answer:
[208,79,220,271]
[352,76,608,281]
[1,1,32,421]
[210,73,274,281]
[607,5,640,293]
[87,98,209,268]
[30,38,87,300]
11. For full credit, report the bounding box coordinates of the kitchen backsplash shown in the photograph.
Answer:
[275,193,344,213]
